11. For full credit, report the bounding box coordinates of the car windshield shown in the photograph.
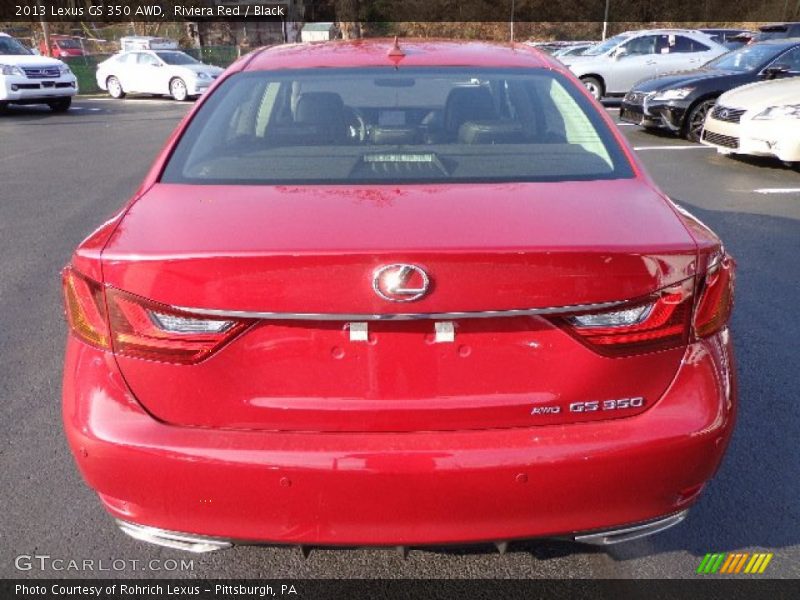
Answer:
[155,51,199,65]
[706,44,784,71]
[162,67,633,185]
[556,45,593,57]
[0,36,32,55]
[582,34,631,56]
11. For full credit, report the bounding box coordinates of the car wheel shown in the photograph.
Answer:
[580,76,604,100]
[48,98,72,113]
[684,99,716,143]
[170,78,189,102]
[0,101,7,114]
[107,76,125,99]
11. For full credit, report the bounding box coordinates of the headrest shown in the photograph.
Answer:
[295,92,345,124]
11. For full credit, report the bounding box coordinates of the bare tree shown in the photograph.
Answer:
[336,0,362,39]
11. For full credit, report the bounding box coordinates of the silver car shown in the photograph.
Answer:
[96,50,223,101]
[561,29,728,99]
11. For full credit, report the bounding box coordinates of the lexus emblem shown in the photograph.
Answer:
[373,264,430,302]
[720,109,729,119]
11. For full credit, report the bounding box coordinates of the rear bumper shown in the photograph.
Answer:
[113,509,691,553]
[62,332,736,547]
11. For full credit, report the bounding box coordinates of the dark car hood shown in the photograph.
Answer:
[631,69,751,93]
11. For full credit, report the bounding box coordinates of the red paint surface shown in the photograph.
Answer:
[62,40,736,544]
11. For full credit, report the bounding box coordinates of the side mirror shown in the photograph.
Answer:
[763,64,790,79]
[613,47,628,60]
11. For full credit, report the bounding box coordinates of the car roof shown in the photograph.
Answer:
[624,29,707,35]
[700,28,748,33]
[244,39,554,72]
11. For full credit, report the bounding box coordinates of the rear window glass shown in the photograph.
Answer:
[162,67,634,185]
[155,51,199,65]
[56,38,81,49]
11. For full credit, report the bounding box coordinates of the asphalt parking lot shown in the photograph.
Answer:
[0,97,798,579]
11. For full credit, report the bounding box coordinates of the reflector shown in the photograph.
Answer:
[62,267,110,349]
[693,255,735,338]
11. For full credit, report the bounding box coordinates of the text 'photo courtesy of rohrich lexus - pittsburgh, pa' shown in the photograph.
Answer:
[61,39,736,554]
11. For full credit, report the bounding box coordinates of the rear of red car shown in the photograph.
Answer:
[62,41,736,551]
[42,36,85,58]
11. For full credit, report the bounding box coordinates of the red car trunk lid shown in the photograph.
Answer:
[101,181,697,432]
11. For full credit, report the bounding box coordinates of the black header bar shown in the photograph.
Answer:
[0,0,798,23]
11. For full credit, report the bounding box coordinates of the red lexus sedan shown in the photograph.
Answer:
[62,40,736,553]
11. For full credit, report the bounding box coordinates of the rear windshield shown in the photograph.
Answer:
[56,39,81,49]
[155,51,199,65]
[162,67,634,185]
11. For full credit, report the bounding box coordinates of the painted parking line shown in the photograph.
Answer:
[754,188,800,195]
[70,107,103,112]
[81,98,184,105]
[633,145,713,151]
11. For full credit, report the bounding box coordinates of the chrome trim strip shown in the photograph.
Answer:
[116,519,233,553]
[572,509,689,546]
[172,299,628,322]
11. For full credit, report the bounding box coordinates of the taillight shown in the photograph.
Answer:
[559,255,735,357]
[559,278,694,357]
[62,267,110,349]
[106,287,251,364]
[693,255,735,338]
[62,266,251,364]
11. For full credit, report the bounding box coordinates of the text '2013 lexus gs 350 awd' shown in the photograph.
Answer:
[62,40,736,553]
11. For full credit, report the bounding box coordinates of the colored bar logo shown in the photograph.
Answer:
[697,552,773,574]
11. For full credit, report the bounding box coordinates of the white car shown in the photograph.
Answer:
[0,32,77,112]
[96,50,223,101]
[561,29,728,99]
[701,77,800,165]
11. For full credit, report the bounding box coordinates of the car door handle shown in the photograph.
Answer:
[645,60,657,65]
